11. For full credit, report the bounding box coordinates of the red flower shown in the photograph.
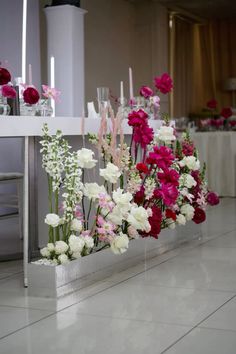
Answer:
[134,186,145,205]
[128,109,148,127]
[146,146,175,170]
[207,192,219,206]
[166,209,176,221]
[154,73,173,94]
[182,141,195,156]
[0,67,11,85]
[141,205,162,239]
[157,168,180,186]
[154,183,179,207]
[221,107,232,119]
[133,124,154,148]
[140,86,153,98]
[2,85,16,99]
[136,163,149,174]
[23,87,40,104]
[193,207,206,224]
[207,99,217,110]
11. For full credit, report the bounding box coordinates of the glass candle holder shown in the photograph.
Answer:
[97,87,110,116]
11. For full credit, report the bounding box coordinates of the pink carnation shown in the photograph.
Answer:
[157,168,180,186]
[146,146,175,170]
[1,85,16,99]
[154,73,173,94]
[154,183,179,207]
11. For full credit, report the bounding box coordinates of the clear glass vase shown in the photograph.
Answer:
[0,95,10,116]
[36,99,53,117]
[20,99,37,116]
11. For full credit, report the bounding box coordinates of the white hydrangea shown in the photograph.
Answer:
[179,174,197,189]
[84,183,106,200]
[180,204,195,221]
[69,234,85,253]
[180,156,200,171]
[77,148,97,169]
[55,240,69,255]
[40,247,50,258]
[45,213,60,228]
[127,205,151,232]
[110,232,129,255]
[58,254,69,264]
[176,214,186,225]
[83,235,94,249]
[70,218,83,233]
[47,243,55,252]
[100,162,121,184]
[155,126,176,143]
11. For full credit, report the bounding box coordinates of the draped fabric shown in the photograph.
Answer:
[171,17,236,117]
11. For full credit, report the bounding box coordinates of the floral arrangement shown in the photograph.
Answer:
[0,67,17,99]
[200,99,234,130]
[39,74,219,265]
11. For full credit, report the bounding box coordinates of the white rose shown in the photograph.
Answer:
[70,218,83,233]
[84,183,106,200]
[45,213,60,228]
[58,254,69,264]
[110,232,129,255]
[180,156,200,171]
[100,162,121,184]
[83,235,94,249]
[176,214,186,225]
[128,225,139,239]
[55,240,69,255]
[156,126,176,143]
[166,218,176,229]
[69,235,85,253]
[40,247,50,258]
[127,205,151,232]
[47,243,55,252]
[180,204,195,220]
[77,148,97,169]
[112,188,132,211]
[179,174,197,189]
[107,206,123,225]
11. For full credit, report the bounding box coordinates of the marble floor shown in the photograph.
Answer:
[0,198,236,353]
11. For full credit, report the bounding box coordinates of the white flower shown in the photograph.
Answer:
[156,126,176,143]
[127,205,151,232]
[180,204,195,221]
[110,232,129,255]
[180,156,200,171]
[166,218,176,229]
[84,183,106,200]
[128,225,139,239]
[100,162,121,184]
[107,206,123,225]
[83,235,94,249]
[112,188,132,212]
[176,214,186,225]
[55,240,69,255]
[40,247,50,258]
[69,234,85,253]
[47,243,55,252]
[45,213,60,228]
[77,148,97,169]
[70,218,83,233]
[58,254,69,264]
[72,251,81,259]
[179,174,197,189]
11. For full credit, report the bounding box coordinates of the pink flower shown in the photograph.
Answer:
[42,85,61,102]
[139,86,153,98]
[207,99,217,110]
[1,85,16,98]
[182,141,195,156]
[207,192,220,206]
[152,95,160,109]
[133,124,154,148]
[97,216,115,238]
[128,109,148,127]
[154,183,179,207]
[146,146,175,170]
[157,168,180,186]
[98,193,114,211]
[221,107,232,119]
[211,118,224,127]
[154,73,173,94]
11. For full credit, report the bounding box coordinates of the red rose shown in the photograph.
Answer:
[140,86,153,98]
[0,67,11,85]
[23,87,40,104]
[136,163,149,174]
[207,99,217,110]
[2,85,16,99]
[221,107,232,119]
[193,207,206,224]
[154,73,173,94]
[166,209,176,221]
[207,192,219,206]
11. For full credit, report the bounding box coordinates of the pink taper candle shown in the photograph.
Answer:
[129,67,134,99]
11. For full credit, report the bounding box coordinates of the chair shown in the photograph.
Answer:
[0,172,23,240]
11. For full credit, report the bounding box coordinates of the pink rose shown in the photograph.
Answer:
[139,86,153,98]
[2,85,16,99]
[154,73,173,94]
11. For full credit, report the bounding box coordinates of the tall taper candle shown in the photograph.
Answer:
[28,64,32,85]
[120,81,124,104]
[21,0,28,83]
[129,67,134,99]
[50,56,55,117]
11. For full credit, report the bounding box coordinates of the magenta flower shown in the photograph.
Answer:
[154,73,173,94]
[140,85,153,98]
[128,109,148,127]
[1,85,16,99]
[182,141,195,156]
[42,85,61,102]
[133,124,154,148]
[23,87,40,104]
[0,67,11,85]
[146,146,175,170]
[157,168,180,186]
[220,107,232,119]
[154,183,179,207]
[207,192,219,206]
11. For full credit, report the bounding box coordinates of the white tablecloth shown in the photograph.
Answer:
[192,132,236,197]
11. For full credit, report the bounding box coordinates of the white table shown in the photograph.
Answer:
[192,131,236,197]
[0,116,162,286]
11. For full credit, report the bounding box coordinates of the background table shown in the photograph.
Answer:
[192,131,236,197]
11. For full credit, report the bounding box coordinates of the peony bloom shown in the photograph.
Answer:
[55,240,69,255]
[193,207,206,224]
[23,86,40,104]
[100,162,121,183]
[141,205,162,239]
[70,218,83,233]
[207,192,220,206]
[220,107,232,119]
[154,183,179,206]
[45,213,60,228]
[42,85,61,101]
[110,232,129,255]
[146,146,175,170]
[127,205,151,232]
[0,67,11,85]
[1,85,16,98]
[157,169,180,187]
[180,204,195,221]
[154,73,173,94]
[207,99,217,110]
[180,156,200,171]
[133,124,154,148]
[156,125,176,143]
[84,183,106,200]
[77,148,97,169]
[140,85,153,98]
[128,109,148,127]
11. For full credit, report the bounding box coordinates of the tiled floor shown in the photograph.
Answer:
[0,198,236,353]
